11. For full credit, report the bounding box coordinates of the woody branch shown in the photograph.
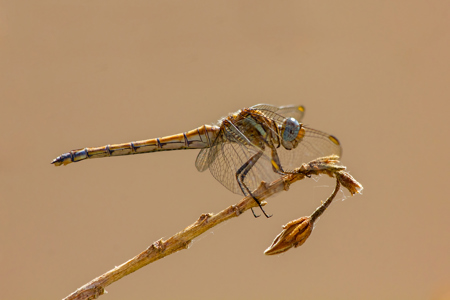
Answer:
[62,155,362,300]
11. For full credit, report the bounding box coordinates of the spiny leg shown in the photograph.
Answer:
[269,146,286,176]
[235,157,261,217]
[235,151,272,218]
[270,146,313,179]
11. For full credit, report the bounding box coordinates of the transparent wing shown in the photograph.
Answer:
[195,124,279,196]
[207,142,278,196]
[276,126,342,171]
[250,104,305,122]
[276,104,305,121]
[195,147,215,172]
[195,125,248,173]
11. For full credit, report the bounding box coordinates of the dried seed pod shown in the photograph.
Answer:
[264,217,313,255]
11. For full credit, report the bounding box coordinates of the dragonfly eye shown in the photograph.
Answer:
[282,118,300,142]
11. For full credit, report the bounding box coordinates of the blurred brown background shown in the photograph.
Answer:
[1,1,450,299]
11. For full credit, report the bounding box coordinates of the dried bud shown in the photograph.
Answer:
[336,170,363,195]
[264,217,313,255]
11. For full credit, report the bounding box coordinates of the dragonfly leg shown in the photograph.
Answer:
[269,146,286,176]
[236,151,272,218]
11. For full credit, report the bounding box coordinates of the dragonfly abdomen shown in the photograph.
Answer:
[51,125,219,166]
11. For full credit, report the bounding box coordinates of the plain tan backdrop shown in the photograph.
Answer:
[1,1,450,299]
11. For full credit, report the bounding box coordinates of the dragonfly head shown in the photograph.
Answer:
[280,117,303,150]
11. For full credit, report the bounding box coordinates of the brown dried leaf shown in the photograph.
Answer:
[336,171,363,195]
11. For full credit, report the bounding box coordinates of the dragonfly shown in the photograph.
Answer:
[52,104,341,217]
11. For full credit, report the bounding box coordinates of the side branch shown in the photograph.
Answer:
[63,155,362,300]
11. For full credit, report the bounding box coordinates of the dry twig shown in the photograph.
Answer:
[62,155,362,300]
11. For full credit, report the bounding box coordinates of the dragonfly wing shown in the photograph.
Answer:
[195,127,230,172]
[275,105,305,121]
[276,126,342,171]
[206,141,278,196]
[195,147,214,172]
[199,120,280,196]
[250,104,305,122]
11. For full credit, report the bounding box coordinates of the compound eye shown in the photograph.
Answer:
[282,117,300,142]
